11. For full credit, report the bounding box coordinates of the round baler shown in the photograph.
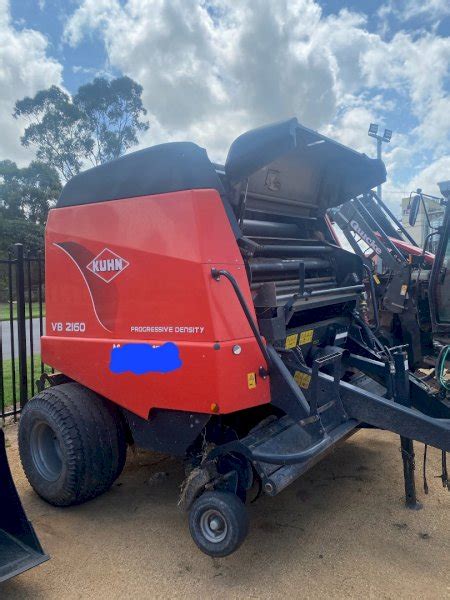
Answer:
[18,119,450,556]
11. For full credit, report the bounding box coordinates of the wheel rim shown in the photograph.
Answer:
[199,509,228,543]
[30,421,63,482]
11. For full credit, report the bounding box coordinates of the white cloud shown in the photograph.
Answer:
[64,0,122,46]
[63,0,450,207]
[362,31,450,155]
[414,96,450,151]
[0,0,63,164]
[407,155,450,197]
[379,0,450,24]
[63,1,374,159]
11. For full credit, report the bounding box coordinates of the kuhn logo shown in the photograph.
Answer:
[87,248,129,283]
[350,220,382,256]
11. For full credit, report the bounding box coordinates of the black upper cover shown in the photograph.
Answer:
[225,118,387,210]
[57,142,224,208]
[57,118,386,214]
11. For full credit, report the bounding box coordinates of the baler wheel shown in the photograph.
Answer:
[18,382,127,506]
[188,491,249,557]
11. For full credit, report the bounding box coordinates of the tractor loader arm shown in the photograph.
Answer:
[331,196,412,314]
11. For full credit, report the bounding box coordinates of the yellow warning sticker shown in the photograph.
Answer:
[285,333,299,349]
[247,372,257,389]
[400,284,408,296]
[299,329,314,345]
[373,274,380,285]
[294,371,311,389]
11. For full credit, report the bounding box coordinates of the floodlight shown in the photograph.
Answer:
[368,122,392,200]
[383,129,392,142]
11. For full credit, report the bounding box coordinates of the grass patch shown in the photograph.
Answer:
[1,355,51,413]
[0,302,45,321]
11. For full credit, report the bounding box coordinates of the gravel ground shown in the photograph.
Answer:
[2,422,450,600]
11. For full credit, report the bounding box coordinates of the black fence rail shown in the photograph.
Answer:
[0,244,46,421]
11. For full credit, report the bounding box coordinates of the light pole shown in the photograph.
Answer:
[368,124,392,200]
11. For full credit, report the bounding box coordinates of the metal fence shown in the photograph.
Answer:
[0,244,46,421]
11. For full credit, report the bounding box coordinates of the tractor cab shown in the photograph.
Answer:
[429,181,450,344]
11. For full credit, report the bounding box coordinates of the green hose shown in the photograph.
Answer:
[438,345,450,391]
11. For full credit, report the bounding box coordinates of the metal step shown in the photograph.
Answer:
[245,415,359,496]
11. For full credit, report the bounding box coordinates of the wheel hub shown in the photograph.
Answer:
[30,421,63,482]
[199,509,228,543]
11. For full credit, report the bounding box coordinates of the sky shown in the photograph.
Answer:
[1,0,450,213]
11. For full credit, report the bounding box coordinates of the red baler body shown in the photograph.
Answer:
[43,189,270,419]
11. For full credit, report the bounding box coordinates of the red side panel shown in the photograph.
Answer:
[42,189,270,418]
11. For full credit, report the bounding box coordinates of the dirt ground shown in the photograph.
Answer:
[2,422,450,600]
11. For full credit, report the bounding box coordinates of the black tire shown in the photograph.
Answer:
[189,491,249,557]
[18,382,127,507]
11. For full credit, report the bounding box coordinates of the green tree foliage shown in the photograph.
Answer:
[0,160,23,220]
[0,216,45,301]
[14,86,91,182]
[75,76,149,164]
[0,160,62,224]
[14,76,149,181]
[0,216,44,255]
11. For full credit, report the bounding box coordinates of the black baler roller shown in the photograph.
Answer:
[249,258,331,282]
